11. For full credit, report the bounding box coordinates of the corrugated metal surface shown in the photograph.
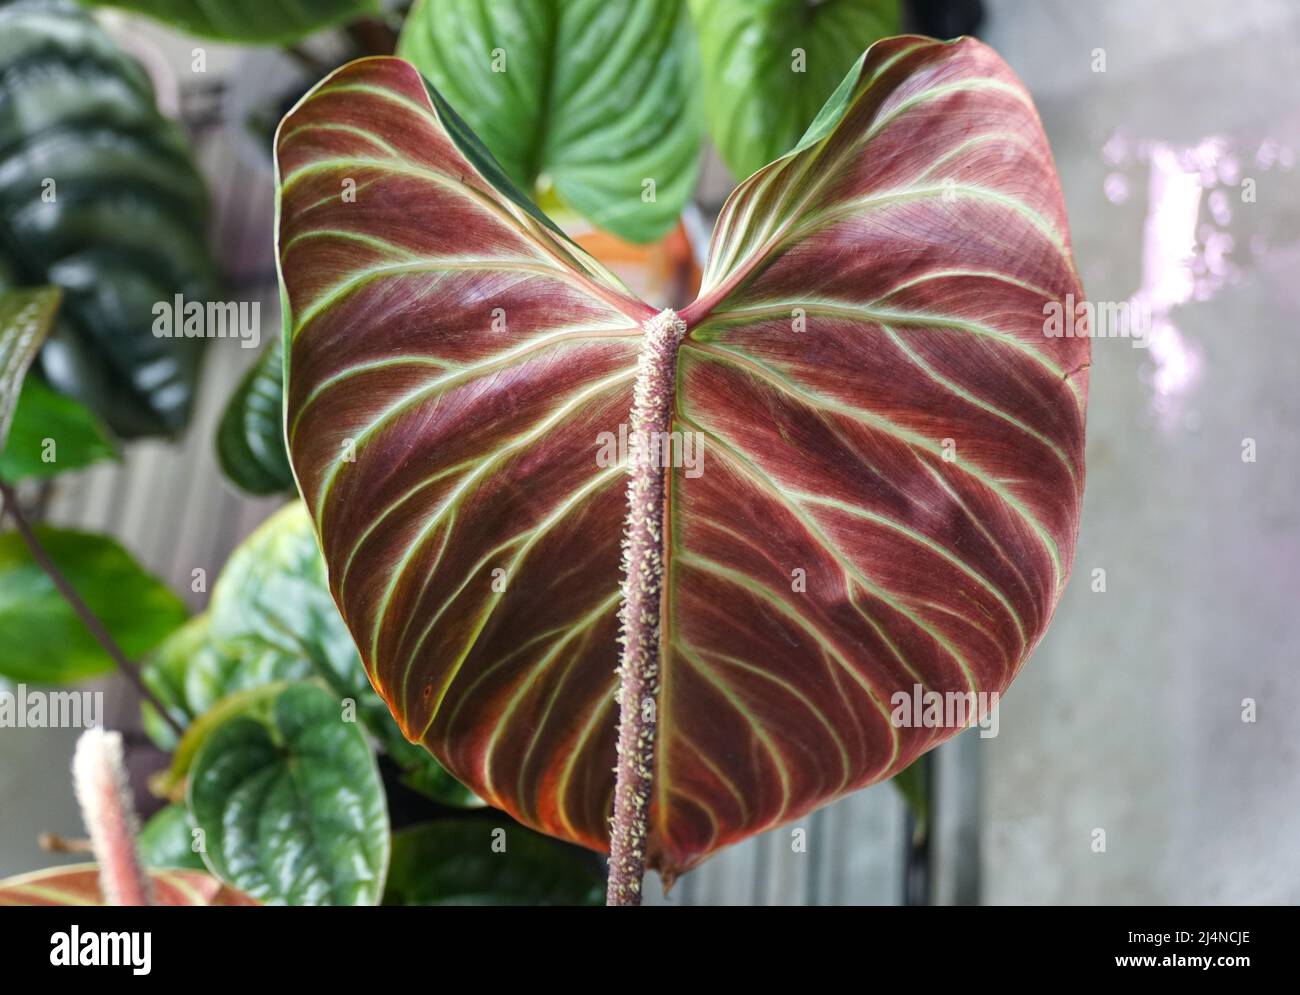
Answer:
[657,784,909,906]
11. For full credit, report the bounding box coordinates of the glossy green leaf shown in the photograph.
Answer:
[0,377,116,481]
[140,504,479,806]
[397,0,702,243]
[384,820,603,906]
[0,0,223,437]
[80,0,379,43]
[137,802,206,870]
[0,528,187,683]
[151,681,295,800]
[188,682,389,906]
[210,504,481,806]
[690,0,899,178]
[208,503,394,721]
[141,614,311,752]
[216,336,294,495]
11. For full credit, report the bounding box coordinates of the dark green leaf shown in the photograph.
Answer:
[689,0,899,178]
[215,335,294,495]
[188,682,389,905]
[397,0,703,243]
[0,377,116,481]
[0,528,187,683]
[151,680,293,801]
[137,802,205,870]
[0,0,223,437]
[80,0,380,43]
[383,820,603,906]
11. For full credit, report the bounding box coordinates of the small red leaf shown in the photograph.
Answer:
[0,865,257,906]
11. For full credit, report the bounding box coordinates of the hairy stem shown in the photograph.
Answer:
[608,308,686,906]
[72,728,152,905]
[0,480,184,738]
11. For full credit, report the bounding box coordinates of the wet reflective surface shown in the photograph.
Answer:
[983,0,1300,903]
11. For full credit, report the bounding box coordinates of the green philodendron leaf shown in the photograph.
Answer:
[80,0,379,43]
[397,0,702,243]
[188,682,390,906]
[383,820,603,906]
[0,377,116,481]
[0,528,187,683]
[141,614,214,750]
[0,287,62,451]
[216,335,295,495]
[137,802,206,870]
[689,0,900,179]
[0,0,223,438]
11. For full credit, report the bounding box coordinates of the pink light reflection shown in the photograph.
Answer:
[1104,127,1295,429]
[1136,144,1204,428]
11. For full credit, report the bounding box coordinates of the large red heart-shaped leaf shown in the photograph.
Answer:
[276,36,1088,879]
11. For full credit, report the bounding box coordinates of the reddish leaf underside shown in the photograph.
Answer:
[275,36,1088,878]
[0,865,257,906]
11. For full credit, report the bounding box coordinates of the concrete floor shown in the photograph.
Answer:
[980,0,1300,903]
